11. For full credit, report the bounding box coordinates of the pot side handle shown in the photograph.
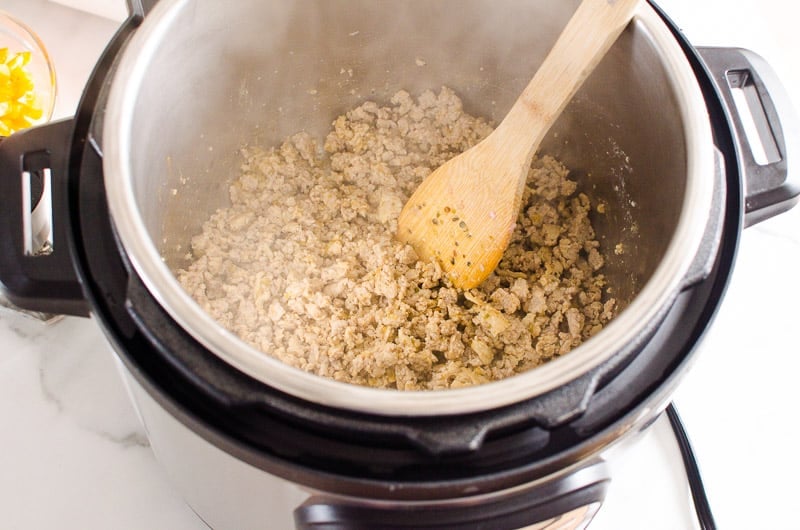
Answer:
[698,47,800,227]
[0,120,89,317]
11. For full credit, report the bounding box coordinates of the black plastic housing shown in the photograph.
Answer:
[0,2,753,526]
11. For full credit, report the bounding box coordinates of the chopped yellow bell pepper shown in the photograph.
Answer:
[0,47,43,135]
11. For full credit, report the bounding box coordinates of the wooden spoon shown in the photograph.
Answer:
[397,0,641,289]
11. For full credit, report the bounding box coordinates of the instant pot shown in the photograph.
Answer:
[1,0,798,528]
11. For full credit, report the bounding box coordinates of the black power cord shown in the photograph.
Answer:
[666,403,717,530]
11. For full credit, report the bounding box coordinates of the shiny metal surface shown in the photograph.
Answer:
[114,355,309,530]
[103,0,715,415]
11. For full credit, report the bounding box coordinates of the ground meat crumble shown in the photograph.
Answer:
[176,87,617,390]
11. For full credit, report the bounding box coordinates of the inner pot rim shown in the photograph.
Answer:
[102,0,716,417]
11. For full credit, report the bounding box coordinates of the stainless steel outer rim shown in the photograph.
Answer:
[103,0,716,417]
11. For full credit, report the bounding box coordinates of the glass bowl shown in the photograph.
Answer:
[0,11,57,136]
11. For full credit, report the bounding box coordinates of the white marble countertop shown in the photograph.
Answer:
[1,1,798,528]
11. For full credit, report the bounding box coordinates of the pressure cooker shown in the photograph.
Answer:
[1,0,798,528]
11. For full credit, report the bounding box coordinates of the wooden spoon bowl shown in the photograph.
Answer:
[397,0,641,289]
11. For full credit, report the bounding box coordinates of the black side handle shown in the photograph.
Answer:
[0,119,89,317]
[698,47,800,227]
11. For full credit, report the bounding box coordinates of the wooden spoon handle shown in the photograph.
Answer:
[499,0,641,160]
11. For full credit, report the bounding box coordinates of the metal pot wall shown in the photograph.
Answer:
[0,0,798,529]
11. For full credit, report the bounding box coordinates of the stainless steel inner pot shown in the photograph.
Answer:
[103,0,715,415]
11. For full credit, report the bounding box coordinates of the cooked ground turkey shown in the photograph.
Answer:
[176,87,616,390]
